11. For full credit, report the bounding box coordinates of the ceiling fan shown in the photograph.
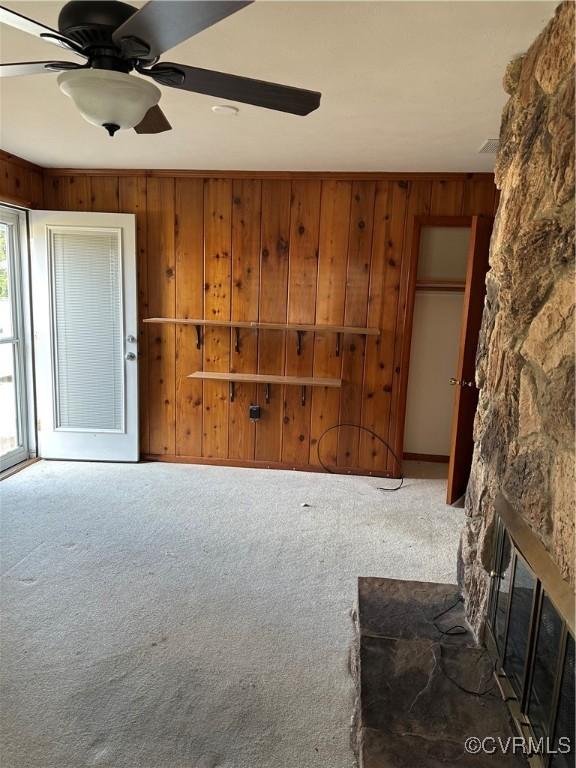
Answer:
[0,0,321,135]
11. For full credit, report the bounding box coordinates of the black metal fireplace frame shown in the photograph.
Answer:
[485,497,575,768]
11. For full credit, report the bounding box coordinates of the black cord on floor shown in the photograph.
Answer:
[431,595,468,636]
[316,423,404,491]
[430,596,497,697]
[438,645,498,698]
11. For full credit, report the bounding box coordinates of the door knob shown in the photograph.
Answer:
[449,377,474,387]
[125,352,137,361]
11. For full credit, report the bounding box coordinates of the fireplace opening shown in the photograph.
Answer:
[527,594,564,743]
[550,637,575,768]
[504,555,537,695]
[486,507,575,767]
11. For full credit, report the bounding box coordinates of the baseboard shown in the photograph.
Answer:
[142,453,401,479]
[403,452,450,463]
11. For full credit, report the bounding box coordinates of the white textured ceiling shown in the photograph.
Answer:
[0,1,555,171]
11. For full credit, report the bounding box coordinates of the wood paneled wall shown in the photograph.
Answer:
[0,151,43,208]
[1,154,497,476]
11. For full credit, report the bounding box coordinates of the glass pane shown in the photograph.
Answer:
[526,594,563,740]
[418,226,470,283]
[0,343,19,455]
[494,532,513,656]
[550,635,575,768]
[504,557,537,695]
[51,229,124,431]
[487,519,505,627]
[0,222,14,339]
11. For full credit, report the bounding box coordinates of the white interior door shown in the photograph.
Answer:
[30,211,138,462]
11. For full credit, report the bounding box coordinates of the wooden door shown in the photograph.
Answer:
[446,215,494,503]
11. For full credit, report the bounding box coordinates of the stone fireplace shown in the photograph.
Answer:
[459,0,575,637]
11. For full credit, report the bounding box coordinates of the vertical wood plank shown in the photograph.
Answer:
[310,180,352,467]
[359,182,392,470]
[0,158,43,207]
[360,181,412,472]
[0,158,22,201]
[175,179,204,456]
[119,176,149,454]
[282,180,321,466]
[337,181,376,467]
[203,179,232,459]
[43,175,89,210]
[229,179,261,460]
[89,176,119,212]
[462,176,498,216]
[255,180,291,462]
[389,180,433,472]
[28,169,44,208]
[42,175,61,208]
[147,177,176,455]
[430,178,465,215]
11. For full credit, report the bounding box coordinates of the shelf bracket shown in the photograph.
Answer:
[229,381,235,403]
[335,332,342,357]
[195,325,202,350]
[296,330,305,356]
[301,385,306,407]
[264,383,270,404]
[234,327,241,354]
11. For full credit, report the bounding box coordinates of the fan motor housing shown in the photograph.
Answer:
[58,1,139,71]
[58,1,135,48]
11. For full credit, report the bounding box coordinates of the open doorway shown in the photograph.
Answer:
[401,215,493,504]
[404,223,471,462]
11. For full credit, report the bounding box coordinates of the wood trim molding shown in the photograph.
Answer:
[142,453,399,478]
[0,192,32,209]
[42,167,495,182]
[403,452,450,463]
[0,149,43,174]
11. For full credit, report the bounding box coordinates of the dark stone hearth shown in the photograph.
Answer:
[354,578,526,767]
[357,577,475,646]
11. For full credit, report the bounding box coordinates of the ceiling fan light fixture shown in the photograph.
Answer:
[57,69,161,134]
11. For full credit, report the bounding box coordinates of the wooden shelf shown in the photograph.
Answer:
[144,317,379,335]
[415,280,465,292]
[188,372,342,388]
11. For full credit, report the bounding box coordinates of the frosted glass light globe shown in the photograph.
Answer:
[58,69,161,134]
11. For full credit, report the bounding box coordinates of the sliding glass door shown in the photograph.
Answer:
[0,207,30,472]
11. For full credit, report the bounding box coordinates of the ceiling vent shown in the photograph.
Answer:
[479,138,499,154]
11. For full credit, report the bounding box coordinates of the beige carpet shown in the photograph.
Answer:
[1,460,462,768]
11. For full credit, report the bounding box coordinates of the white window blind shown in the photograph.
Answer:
[50,228,124,431]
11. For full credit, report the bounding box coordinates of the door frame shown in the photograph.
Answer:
[30,210,139,462]
[394,214,472,475]
[446,215,493,503]
[0,205,36,473]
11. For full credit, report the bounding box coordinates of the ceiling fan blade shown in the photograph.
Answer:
[113,1,253,60]
[134,105,172,134]
[0,61,82,78]
[142,63,321,116]
[0,5,85,57]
